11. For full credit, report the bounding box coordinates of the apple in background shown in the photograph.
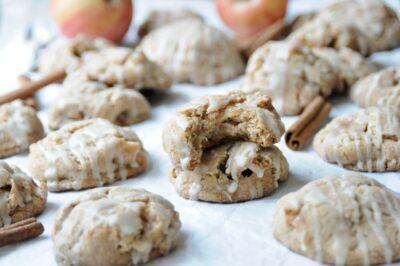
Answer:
[216,0,287,37]
[51,0,133,43]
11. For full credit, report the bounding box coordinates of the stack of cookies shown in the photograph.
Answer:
[162,90,289,203]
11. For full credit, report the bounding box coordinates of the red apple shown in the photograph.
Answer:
[51,0,133,43]
[216,0,287,37]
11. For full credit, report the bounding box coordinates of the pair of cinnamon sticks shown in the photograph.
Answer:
[285,96,331,151]
[0,218,44,247]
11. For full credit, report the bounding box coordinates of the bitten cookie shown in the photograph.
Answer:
[73,47,172,91]
[273,173,400,265]
[0,161,47,227]
[0,100,45,158]
[162,90,285,171]
[28,119,149,192]
[313,107,400,172]
[351,67,400,108]
[171,142,288,203]
[138,9,203,37]
[289,0,400,55]
[241,41,375,115]
[138,18,244,85]
[38,35,112,74]
[53,187,181,266]
[48,71,151,130]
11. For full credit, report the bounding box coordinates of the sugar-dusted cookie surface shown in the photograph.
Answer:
[241,41,375,115]
[313,107,400,172]
[74,47,172,90]
[138,9,203,37]
[0,160,47,227]
[38,35,112,74]
[171,142,288,203]
[163,90,285,171]
[138,18,244,85]
[28,119,149,192]
[273,173,400,265]
[351,67,400,108]
[289,0,400,55]
[0,100,45,158]
[48,71,151,130]
[53,187,181,266]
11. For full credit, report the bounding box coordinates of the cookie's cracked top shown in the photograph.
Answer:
[273,173,400,265]
[53,187,181,266]
[138,18,244,85]
[313,107,400,172]
[28,119,149,192]
[163,90,285,171]
[0,160,47,227]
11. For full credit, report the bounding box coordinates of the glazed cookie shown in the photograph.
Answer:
[273,173,400,265]
[163,90,285,171]
[313,107,400,172]
[241,41,375,115]
[171,142,288,203]
[38,35,112,74]
[48,71,151,130]
[0,100,45,158]
[138,9,202,37]
[28,119,149,192]
[53,187,181,266]
[351,67,400,108]
[138,18,244,85]
[0,161,47,227]
[289,0,400,55]
[74,47,172,90]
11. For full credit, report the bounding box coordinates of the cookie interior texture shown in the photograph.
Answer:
[273,173,400,266]
[48,71,151,130]
[313,107,400,172]
[138,18,244,85]
[0,100,45,158]
[241,40,376,115]
[162,90,285,171]
[28,119,149,192]
[171,142,288,203]
[288,0,400,55]
[351,66,400,108]
[0,160,47,227]
[53,187,181,266]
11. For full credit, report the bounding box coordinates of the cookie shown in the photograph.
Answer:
[351,67,400,108]
[138,9,202,38]
[48,71,151,130]
[162,90,285,171]
[0,100,45,158]
[0,161,47,227]
[313,107,400,172]
[138,18,244,85]
[28,119,149,192]
[273,173,400,265]
[289,0,400,55]
[73,48,172,91]
[38,35,112,74]
[241,41,375,115]
[53,187,181,266]
[171,142,288,203]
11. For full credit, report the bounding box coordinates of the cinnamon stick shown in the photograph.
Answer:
[18,75,39,110]
[0,69,66,105]
[285,96,331,151]
[0,218,44,247]
[236,19,287,60]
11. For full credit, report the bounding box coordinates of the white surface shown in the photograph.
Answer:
[1,0,400,266]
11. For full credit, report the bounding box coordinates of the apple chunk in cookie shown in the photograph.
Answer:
[171,142,288,203]
[28,119,149,192]
[273,173,400,265]
[162,90,285,171]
